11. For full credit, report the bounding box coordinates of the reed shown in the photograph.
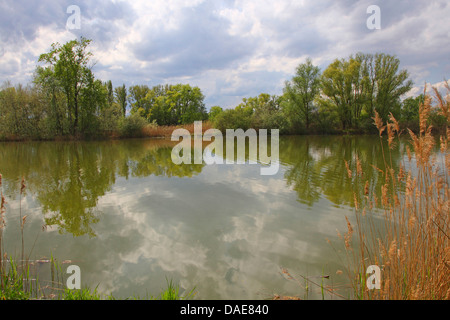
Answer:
[141,121,213,138]
[341,83,450,300]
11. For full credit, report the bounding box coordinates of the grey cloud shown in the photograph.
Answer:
[72,0,136,45]
[0,0,135,46]
[0,0,68,43]
[131,2,256,77]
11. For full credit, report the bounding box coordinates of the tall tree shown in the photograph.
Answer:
[106,80,114,107]
[37,37,99,134]
[357,53,413,121]
[114,84,127,116]
[320,53,412,129]
[320,57,362,130]
[128,84,151,118]
[283,58,321,129]
[34,66,67,135]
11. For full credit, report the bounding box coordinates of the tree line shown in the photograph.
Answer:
[0,38,445,140]
[0,38,208,140]
[211,55,446,134]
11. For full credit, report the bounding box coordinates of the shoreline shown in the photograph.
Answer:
[1,124,444,143]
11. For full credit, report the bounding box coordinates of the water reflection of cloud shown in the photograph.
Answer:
[2,147,353,299]
[87,164,351,299]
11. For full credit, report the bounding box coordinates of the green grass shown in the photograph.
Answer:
[157,277,196,300]
[0,259,30,300]
[1,257,196,300]
[62,287,101,300]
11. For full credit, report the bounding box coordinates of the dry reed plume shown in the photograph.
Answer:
[341,83,450,299]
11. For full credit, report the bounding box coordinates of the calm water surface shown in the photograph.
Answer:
[0,135,407,299]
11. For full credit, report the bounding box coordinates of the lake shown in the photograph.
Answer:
[0,135,409,299]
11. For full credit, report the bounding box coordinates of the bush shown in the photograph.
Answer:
[119,113,148,138]
[213,107,253,131]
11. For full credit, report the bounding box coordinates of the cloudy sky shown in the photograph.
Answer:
[0,0,449,109]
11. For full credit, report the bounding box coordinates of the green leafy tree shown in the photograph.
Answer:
[320,57,363,130]
[80,76,108,135]
[128,84,151,119]
[114,84,127,116]
[246,93,287,131]
[106,80,114,107]
[34,67,69,136]
[283,58,321,130]
[213,104,254,131]
[0,83,45,138]
[142,83,207,125]
[208,106,223,123]
[37,37,104,135]
[357,53,413,121]
[401,94,424,122]
[321,53,413,130]
[211,94,287,132]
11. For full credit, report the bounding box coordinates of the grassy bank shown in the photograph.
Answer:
[0,258,195,300]
[0,121,215,142]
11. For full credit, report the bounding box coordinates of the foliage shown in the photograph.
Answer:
[283,58,321,130]
[358,53,413,122]
[36,37,106,136]
[212,104,254,131]
[320,56,366,130]
[128,84,151,119]
[119,113,148,138]
[157,278,196,300]
[114,84,127,116]
[208,106,223,123]
[63,287,101,300]
[212,93,288,132]
[0,82,46,139]
[130,83,208,125]
[320,53,413,131]
[247,93,288,131]
[401,94,424,122]
[0,258,31,300]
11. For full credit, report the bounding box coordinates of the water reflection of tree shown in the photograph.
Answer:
[0,139,204,237]
[0,136,404,236]
[127,146,204,178]
[280,135,403,208]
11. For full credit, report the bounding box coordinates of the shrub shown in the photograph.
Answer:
[118,113,148,138]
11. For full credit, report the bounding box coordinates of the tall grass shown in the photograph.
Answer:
[341,83,450,299]
[141,121,213,138]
